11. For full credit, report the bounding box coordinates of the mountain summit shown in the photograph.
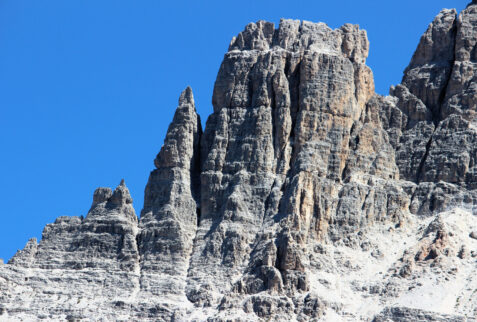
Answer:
[1,4,477,321]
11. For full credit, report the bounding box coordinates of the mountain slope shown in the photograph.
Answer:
[1,3,477,321]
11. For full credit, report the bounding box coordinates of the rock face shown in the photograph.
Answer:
[138,86,202,304]
[1,3,477,321]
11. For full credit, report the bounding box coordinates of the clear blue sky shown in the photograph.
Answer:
[0,0,470,261]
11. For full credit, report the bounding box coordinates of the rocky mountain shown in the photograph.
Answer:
[1,3,477,321]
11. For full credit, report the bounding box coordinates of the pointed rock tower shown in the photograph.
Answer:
[137,86,202,299]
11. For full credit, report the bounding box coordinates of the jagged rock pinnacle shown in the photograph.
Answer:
[91,180,130,208]
[137,85,202,294]
[153,87,201,169]
[178,86,194,106]
[91,187,113,206]
[108,179,133,206]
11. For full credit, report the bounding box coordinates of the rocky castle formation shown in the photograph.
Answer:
[1,3,477,321]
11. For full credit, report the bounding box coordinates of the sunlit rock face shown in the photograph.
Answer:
[1,3,477,321]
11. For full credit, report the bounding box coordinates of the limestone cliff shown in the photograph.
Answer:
[1,3,477,321]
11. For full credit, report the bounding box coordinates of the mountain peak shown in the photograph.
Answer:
[178,86,194,107]
[108,179,132,206]
[1,6,477,321]
[153,88,201,170]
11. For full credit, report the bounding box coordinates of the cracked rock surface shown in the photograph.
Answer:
[1,3,477,321]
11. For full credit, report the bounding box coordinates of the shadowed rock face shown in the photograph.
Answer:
[1,4,477,321]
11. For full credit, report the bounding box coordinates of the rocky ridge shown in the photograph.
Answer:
[1,3,477,321]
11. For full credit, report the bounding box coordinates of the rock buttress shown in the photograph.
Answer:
[382,4,477,214]
[1,181,142,320]
[186,20,410,319]
[137,86,202,302]
[13,180,139,271]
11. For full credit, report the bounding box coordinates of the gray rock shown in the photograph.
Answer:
[137,86,202,304]
[26,179,139,271]
[402,8,457,121]
[1,5,477,321]
[373,307,467,322]
[7,238,37,268]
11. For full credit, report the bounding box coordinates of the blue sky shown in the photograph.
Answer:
[0,0,470,261]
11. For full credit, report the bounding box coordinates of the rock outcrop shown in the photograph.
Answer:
[138,86,202,306]
[1,3,477,321]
